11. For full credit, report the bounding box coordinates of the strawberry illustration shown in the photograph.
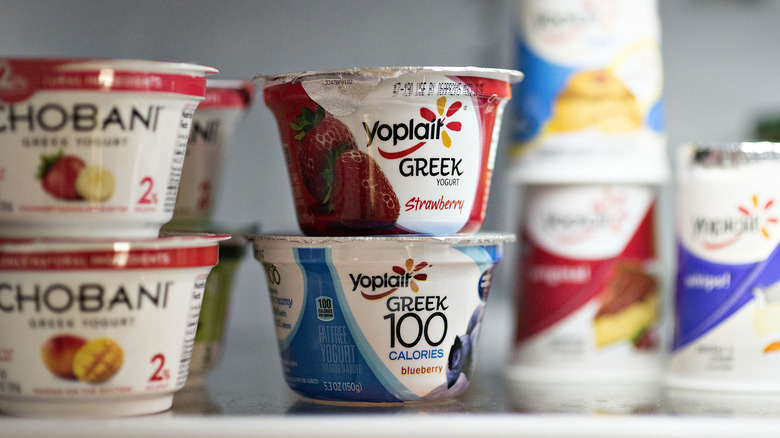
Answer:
[291,105,356,204]
[37,150,86,200]
[332,150,399,229]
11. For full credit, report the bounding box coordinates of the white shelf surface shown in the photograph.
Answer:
[6,329,780,438]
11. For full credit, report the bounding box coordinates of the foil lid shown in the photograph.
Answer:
[683,142,780,168]
[245,232,516,247]
[258,66,523,117]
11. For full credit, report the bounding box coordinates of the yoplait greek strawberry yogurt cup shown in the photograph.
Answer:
[248,232,513,403]
[167,80,257,230]
[259,67,523,236]
[0,232,228,417]
[0,58,218,239]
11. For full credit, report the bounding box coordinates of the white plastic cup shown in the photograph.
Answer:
[168,80,256,230]
[0,232,227,417]
[668,142,780,391]
[248,233,512,403]
[508,184,663,383]
[0,58,218,239]
[260,67,522,236]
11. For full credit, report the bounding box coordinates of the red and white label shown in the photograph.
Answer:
[511,184,661,381]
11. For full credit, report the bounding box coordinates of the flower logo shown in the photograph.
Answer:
[359,258,430,300]
[699,194,778,250]
[739,195,777,239]
[420,97,462,148]
[392,258,429,293]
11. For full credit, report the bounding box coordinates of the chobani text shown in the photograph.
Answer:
[0,103,164,133]
[0,281,173,313]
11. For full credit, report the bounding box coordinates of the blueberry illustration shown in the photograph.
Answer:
[478,267,494,301]
[446,333,473,388]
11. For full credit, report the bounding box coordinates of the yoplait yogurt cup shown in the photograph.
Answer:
[0,58,218,239]
[259,67,523,236]
[0,232,228,417]
[248,233,513,403]
[509,0,668,184]
[669,142,780,391]
[167,80,257,230]
[508,184,662,383]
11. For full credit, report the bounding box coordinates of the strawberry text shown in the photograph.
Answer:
[405,196,465,213]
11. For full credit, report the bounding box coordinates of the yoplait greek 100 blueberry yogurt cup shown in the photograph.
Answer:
[248,233,513,403]
[0,232,228,417]
[259,67,522,236]
[0,58,218,239]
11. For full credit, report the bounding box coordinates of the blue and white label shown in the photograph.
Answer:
[255,240,503,402]
[510,0,667,184]
[669,151,780,390]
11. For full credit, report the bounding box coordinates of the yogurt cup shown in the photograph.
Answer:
[260,67,522,236]
[168,80,256,230]
[248,233,513,403]
[0,58,218,239]
[509,0,668,184]
[185,232,247,386]
[508,184,663,383]
[668,142,780,391]
[0,232,228,417]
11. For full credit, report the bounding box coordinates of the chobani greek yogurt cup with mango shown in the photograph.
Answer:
[259,67,522,236]
[0,232,227,417]
[0,58,218,239]
[248,233,512,403]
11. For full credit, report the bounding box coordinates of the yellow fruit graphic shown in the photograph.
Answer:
[75,165,115,202]
[72,337,124,383]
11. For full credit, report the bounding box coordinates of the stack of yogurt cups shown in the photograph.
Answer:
[505,0,670,385]
[0,58,226,417]
[250,66,522,403]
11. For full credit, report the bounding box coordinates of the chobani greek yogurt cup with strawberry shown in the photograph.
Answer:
[260,67,522,236]
[167,80,256,230]
[0,232,227,417]
[0,58,218,239]
[249,233,512,403]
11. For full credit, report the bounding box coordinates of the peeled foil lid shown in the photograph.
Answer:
[683,142,780,169]
[258,66,523,117]
[246,232,516,247]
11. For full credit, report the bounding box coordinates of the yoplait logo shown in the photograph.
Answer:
[542,189,628,245]
[362,97,463,160]
[351,258,429,300]
[693,195,778,250]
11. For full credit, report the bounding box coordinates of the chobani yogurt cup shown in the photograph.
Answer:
[0,232,227,417]
[248,233,513,402]
[260,67,522,236]
[185,233,247,386]
[668,142,780,391]
[0,58,218,239]
[167,80,256,230]
[508,184,662,383]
